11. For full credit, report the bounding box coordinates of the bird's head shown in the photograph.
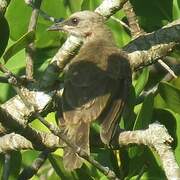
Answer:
[48,11,105,39]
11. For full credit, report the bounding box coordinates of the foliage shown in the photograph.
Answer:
[0,0,179,179]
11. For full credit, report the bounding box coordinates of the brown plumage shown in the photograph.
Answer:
[48,11,131,171]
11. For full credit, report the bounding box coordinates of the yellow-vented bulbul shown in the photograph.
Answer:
[48,11,131,171]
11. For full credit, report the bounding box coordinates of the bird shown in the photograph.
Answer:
[48,10,131,171]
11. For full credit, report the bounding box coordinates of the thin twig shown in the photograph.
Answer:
[158,59,177,78]
[18,150,50,180]
[0,63,23,86]
[25,0,42,79]
[111,16,131,31]
[123,1,144,38]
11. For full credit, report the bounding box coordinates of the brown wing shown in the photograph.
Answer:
[62,60,114,124]
[99,52,132,145]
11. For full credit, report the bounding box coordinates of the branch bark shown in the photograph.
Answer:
[119,123,180,179]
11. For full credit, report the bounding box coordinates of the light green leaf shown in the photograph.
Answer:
[81,0,90,10]
[158,82,180,114]
[173,0,180,19]
[3,31,35,63]
[177,0,180,8]
[5,0,31,40]
[134,68,149,97]
[48,154,74,179]
[63,0,82,13]
[133,93,154,130]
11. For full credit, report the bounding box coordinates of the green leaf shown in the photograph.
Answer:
[107,18,131,47]
[3,31,35,63]
[48,154,74,179]
[177,0,180,8]
[173,0,180,19]
[36,0,67,48]
[174,113,180,165]
[6,0,66,48]
[158,82,180,114]
[134,68,149,97]
[131,0,173,31]
[81,0,90,10]
[63,0,82,13]
[133,93,154,130]
[0,13,9,58]
[127,148,166,179]
[5,0,31,40]
[9,151,22,180]
[0,154,4,178]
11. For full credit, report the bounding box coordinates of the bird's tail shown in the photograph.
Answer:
[100,79,129,145]
[63,121,90,171]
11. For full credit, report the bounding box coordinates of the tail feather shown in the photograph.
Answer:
[100,79,129,145]
[100,98,124,145]
[63,121,90,171]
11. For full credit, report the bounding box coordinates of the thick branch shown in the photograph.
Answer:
[0,133,33,152]
[0,107,60,150]
[124,20,180,70]
[119,123,180,179]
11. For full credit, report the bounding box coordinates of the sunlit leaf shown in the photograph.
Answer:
[63,0,82,12]
[173,0,180,19]
[133,93,154,130]
[5,0,31,40]
[81,0,90,10]
[3,31,35,63]
[134,68,149,97]
[48,154,74,179]
[158,82,180,114]
[177,0,180,8]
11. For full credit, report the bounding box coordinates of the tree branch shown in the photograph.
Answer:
[123,1,144,38]
[119,123,180,179]
[25,0,42,79]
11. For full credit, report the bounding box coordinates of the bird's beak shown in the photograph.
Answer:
[47,21,64,31]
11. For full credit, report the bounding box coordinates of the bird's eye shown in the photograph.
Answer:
[70,18,79,26]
